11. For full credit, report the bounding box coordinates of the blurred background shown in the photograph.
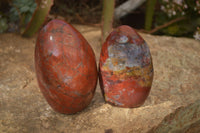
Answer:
[0,0,199,39]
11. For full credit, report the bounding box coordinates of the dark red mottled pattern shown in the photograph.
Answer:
[99,25,153,108]
[35,19,98,114]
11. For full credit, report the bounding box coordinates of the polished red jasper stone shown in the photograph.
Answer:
[35,19,98,114]
[99,25,154,108]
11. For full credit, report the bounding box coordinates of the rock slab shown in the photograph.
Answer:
[0,25,200,133]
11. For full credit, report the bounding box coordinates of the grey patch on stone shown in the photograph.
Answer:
[116,35,129,43]
[42,24,48,32]
[128,89,135,96]
[112,95,120,100]
[106,96,124,106]
[104,42,151,71]
[63,76,73,83]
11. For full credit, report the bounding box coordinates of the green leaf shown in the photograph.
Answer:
[0,18,8,33]
[20,6,30,12]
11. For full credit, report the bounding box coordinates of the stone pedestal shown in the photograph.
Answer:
[0,25,200,133]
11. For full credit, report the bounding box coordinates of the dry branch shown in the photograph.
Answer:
[114,0,146,19]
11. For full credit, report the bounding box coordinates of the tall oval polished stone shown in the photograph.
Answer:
[99,25,154,108]
[35,19,98,114]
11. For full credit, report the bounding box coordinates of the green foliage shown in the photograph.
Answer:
[156,0,200,37]
[9,0,37,28]
[0,15,8,33]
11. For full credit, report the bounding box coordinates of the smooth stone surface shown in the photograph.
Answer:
[0,25,200,133]
[35,20,98,114]
[99,25,153,107]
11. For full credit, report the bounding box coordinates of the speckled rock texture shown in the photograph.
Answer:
[35,20,98,114]
[99,25,153,108]
[0,25,200,133]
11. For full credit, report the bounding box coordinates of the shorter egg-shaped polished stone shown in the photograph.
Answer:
[35,19,98,114]
[99,25,154,108]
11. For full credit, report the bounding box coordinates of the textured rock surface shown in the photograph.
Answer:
[0,25,200,133]
[148,100,200,133]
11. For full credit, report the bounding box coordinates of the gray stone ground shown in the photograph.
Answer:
[0,25,200,133]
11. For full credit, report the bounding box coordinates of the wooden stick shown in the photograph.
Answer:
[139,16,186,34]
[114,0,146,19]
[101,0,115,45]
